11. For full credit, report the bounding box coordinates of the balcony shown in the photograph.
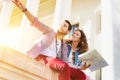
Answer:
[0,44,58,80]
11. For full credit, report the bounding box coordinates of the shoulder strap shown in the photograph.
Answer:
[61,39,63,59]
[67,44,72,57]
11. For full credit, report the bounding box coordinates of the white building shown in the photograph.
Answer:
[0,0,120,80]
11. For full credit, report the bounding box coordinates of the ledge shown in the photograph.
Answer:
[0,44,58,80]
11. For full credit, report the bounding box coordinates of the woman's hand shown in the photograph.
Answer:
[78,62,91,70]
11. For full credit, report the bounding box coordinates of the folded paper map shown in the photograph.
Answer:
[79,49,108,71]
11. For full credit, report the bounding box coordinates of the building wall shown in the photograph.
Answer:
[1,0,119,80]
[71,0,100,80]
[112,0,120,79]
[71,0,100,25]
[101,0,120,80]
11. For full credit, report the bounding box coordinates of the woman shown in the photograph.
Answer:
[65,29,90,80]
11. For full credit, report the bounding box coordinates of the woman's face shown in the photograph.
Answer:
[71,30,81,42]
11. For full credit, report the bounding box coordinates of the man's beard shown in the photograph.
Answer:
[57,31,67,35]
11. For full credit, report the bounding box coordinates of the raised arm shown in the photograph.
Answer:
[12,0,34,23]
[12,0,51,34]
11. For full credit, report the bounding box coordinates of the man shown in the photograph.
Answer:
[12,0,88,80]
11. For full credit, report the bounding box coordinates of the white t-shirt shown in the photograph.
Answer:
[68,50,74,63]
[68,50,80,69]
[40,37,61,58]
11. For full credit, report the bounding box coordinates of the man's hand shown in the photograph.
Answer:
[12,0,25,11]
[54,64,64,72]
[78,62,91,70]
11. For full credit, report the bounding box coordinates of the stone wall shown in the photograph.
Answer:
[0,44,58,80]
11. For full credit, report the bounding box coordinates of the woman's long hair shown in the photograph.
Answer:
[66,29,89,54]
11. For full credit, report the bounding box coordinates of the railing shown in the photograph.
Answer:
[0,44,58,80]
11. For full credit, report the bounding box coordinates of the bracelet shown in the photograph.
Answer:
[22,8,27,12]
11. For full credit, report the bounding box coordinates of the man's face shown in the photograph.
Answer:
[58,21,69,35]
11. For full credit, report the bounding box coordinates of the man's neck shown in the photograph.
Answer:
[56,32,66,40]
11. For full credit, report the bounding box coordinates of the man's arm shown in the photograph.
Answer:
[12,0,34,23]
[12,0,51,34]
[27,29,56,58]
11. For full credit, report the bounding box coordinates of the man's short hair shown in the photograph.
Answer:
[65,20,72,31]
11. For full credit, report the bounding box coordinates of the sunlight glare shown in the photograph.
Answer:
[0,29,19,48]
